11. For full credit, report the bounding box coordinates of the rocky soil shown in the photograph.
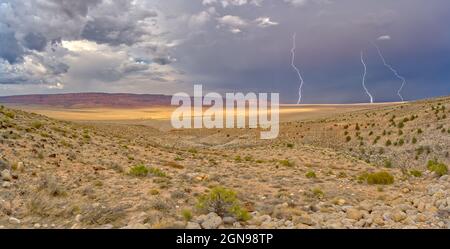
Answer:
[0,97,449,229]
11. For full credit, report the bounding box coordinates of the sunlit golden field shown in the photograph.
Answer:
[7,103,394,124]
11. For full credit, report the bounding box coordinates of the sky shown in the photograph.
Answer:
[0,0,449,103]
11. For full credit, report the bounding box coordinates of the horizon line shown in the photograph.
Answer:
[0,91,448,105]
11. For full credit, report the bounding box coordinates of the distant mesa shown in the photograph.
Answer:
[0,93,173,108]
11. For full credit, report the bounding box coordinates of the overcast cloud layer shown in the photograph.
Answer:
[0,0,449,103]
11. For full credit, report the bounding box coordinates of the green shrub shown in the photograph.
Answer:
[346,136,351,142]
[149,189,160,195]
[230,205,252,221]
[337,172,347,178]
[416,146,424,155]
[311,188,324,199]
[4,111,15,119]
[305,171,317,179]
[359,171,394,185]
[279,159,294,167]
[384,160,393,168]
[129,164,149,177]
[188,148,198,154]
[149,167,167,177]
[196,186,251,221]
[409,170,422,177]
[31,121,43,129]
[287,143,294,148]
[385,140,392,146]
[427,160,448,176]
[181,209,193,221]
[373,136,381,144]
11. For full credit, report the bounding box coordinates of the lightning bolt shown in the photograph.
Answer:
[360,50,374,103]
[291,33,305,104]
[372,42,407,102]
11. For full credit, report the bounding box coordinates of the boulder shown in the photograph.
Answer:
[346,208,363,220]
[201,213,223,229]
[1,169,12,181]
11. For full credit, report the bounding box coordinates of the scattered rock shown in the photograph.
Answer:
[163,221,185,229]
[222,217,236,225]
[2,182,11,188]
[193,214,207,224]
[11,172,18,180]
[8,217,21,225]
[16,162,24,171]
[1,169,12,181]
[122,223,147,229]
[260,221,277,229]
[427,184,443,195]
[98,224,114,229]
[186,222,202,229]
[383,212,392,221]
[201,213,223,229]
[417,202,426,212]
[392,211,407,222]
[0,159,10,171]
[336,199,346,206]
[233,222,242,228]
[293,213,315,226]
[71,224,82,229]
[358,200,374,212]
[248,214,271,226]
[0,200,11,215]
[346,208,363,220]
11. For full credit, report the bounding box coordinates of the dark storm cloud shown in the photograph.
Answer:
[81,16,151,46]
[172,0,450,103]
[0,0,166,88]
[81,18,138,46]
[152,56,174,65]
[23,32,48,51]
[80,1,158,46]
[48,0,103,18]
[0,28,23,64]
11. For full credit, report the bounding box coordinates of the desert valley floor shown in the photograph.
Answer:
[1,97,449,229]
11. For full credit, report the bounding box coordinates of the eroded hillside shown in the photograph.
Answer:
[0,98,449,229]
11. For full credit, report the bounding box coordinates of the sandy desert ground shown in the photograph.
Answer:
[0,97,449,229]
[9,103,395,129]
